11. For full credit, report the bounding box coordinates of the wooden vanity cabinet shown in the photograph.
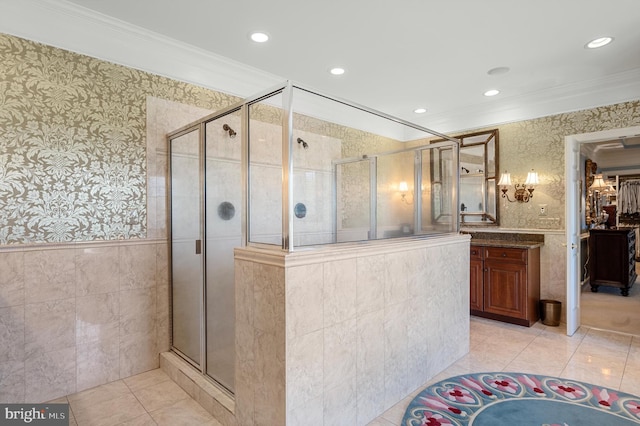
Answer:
[469,246,484,313]
[470,244,541,327]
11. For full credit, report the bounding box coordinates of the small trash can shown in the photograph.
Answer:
[540,299,561,326]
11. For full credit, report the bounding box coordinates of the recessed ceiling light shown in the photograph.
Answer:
[250,32,269,43]
[585,36,613,49]
[414,108,427,114]
[329,67,345,75]
[487,66,510,76]
[484,89,500,97]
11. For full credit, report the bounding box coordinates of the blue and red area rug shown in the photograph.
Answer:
[402,372,640,425]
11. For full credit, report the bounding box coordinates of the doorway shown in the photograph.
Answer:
[565,125,640,336]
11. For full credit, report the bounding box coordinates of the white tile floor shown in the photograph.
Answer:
[53,317,640,425]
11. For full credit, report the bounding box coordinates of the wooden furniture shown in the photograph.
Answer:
[470,244,541,327]
[589,228,636,296]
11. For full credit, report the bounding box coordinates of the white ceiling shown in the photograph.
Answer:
[2,0,640,134]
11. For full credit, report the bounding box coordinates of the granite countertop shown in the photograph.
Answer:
[469,239,544,249]
[464,231,545,249]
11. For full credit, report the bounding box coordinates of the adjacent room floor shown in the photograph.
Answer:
[53,317,640,425]
[581,265,640,336]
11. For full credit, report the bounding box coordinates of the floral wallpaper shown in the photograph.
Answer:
[2,31,639,244]
[0,33,237,244]
[492,100,640,229]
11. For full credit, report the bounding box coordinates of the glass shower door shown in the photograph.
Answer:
[204,113,241,393]
[170,128,203,366]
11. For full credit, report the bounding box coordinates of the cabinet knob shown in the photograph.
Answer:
[501,252,507,257]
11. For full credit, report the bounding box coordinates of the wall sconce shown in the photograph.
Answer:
[498,169,539,203]
[399,181,413,204]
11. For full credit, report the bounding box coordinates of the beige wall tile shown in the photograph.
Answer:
[76,246,119,296]
[24,249,76,303]
[356,254,385,315]
[76,336,120,392]
[120,332,158,378]
[323,379,357,426]
[120,288,156,336]
[323,258,357,327]
[253,263,284,332]
[25,347,76,403]
[0,360,25,403]
[286,329,323,411]
[120,244,157,290]
[24,299,75,359]
[76,292,119,346]
[235,260,254,326]
[383,252,408,307]
[356,309,385,373]
[356,365,385,425]
[323,318,357,393]
[286,263,323,338]
[0,252,24,308]
[0,305,25,362]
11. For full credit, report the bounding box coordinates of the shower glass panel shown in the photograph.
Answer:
[170,128,202,366]
[284,84,458,248]
[376,150,416,237]
[334,158,372,243]
[248,91,283,246]
[204,111,241,393]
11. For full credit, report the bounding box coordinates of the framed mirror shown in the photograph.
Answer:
[433,129,499,226]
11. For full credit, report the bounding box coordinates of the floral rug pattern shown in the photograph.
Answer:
[402,372,640,425]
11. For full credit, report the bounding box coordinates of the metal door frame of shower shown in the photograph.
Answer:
[243,80,461,251]
[167,101,246,397]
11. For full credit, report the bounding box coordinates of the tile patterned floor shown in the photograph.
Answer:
[52,317,640,425]
[51,369,222,426]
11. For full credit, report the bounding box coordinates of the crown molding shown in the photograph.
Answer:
[2,0,640,135]
[420,68,640,134]
[0,0,282,98]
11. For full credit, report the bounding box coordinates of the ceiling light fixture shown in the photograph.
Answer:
[585,37,613,49]
[329,67,345,75]
[487,66,510,76]
[250,32,269,43]
[414,107,427,114]
[484,89,500,97]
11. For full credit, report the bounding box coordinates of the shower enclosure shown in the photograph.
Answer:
[169,107,242,393]
[167,81,459,398]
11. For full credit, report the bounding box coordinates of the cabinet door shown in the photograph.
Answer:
[483,261,527,319]
[470,258,484,312]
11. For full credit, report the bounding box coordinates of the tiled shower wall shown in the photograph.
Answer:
[0,241,168,402]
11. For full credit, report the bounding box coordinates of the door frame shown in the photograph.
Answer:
[564,125,640,335]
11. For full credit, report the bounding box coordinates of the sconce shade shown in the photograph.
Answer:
[498,172,512,186]
[524,170,539,186]
[399,181,409,192]
[589,174,608,191]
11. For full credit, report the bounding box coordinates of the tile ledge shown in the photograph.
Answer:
[160,352,235,415]
[0,238,167,253]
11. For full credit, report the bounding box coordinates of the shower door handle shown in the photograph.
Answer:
[195,239,202,254]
